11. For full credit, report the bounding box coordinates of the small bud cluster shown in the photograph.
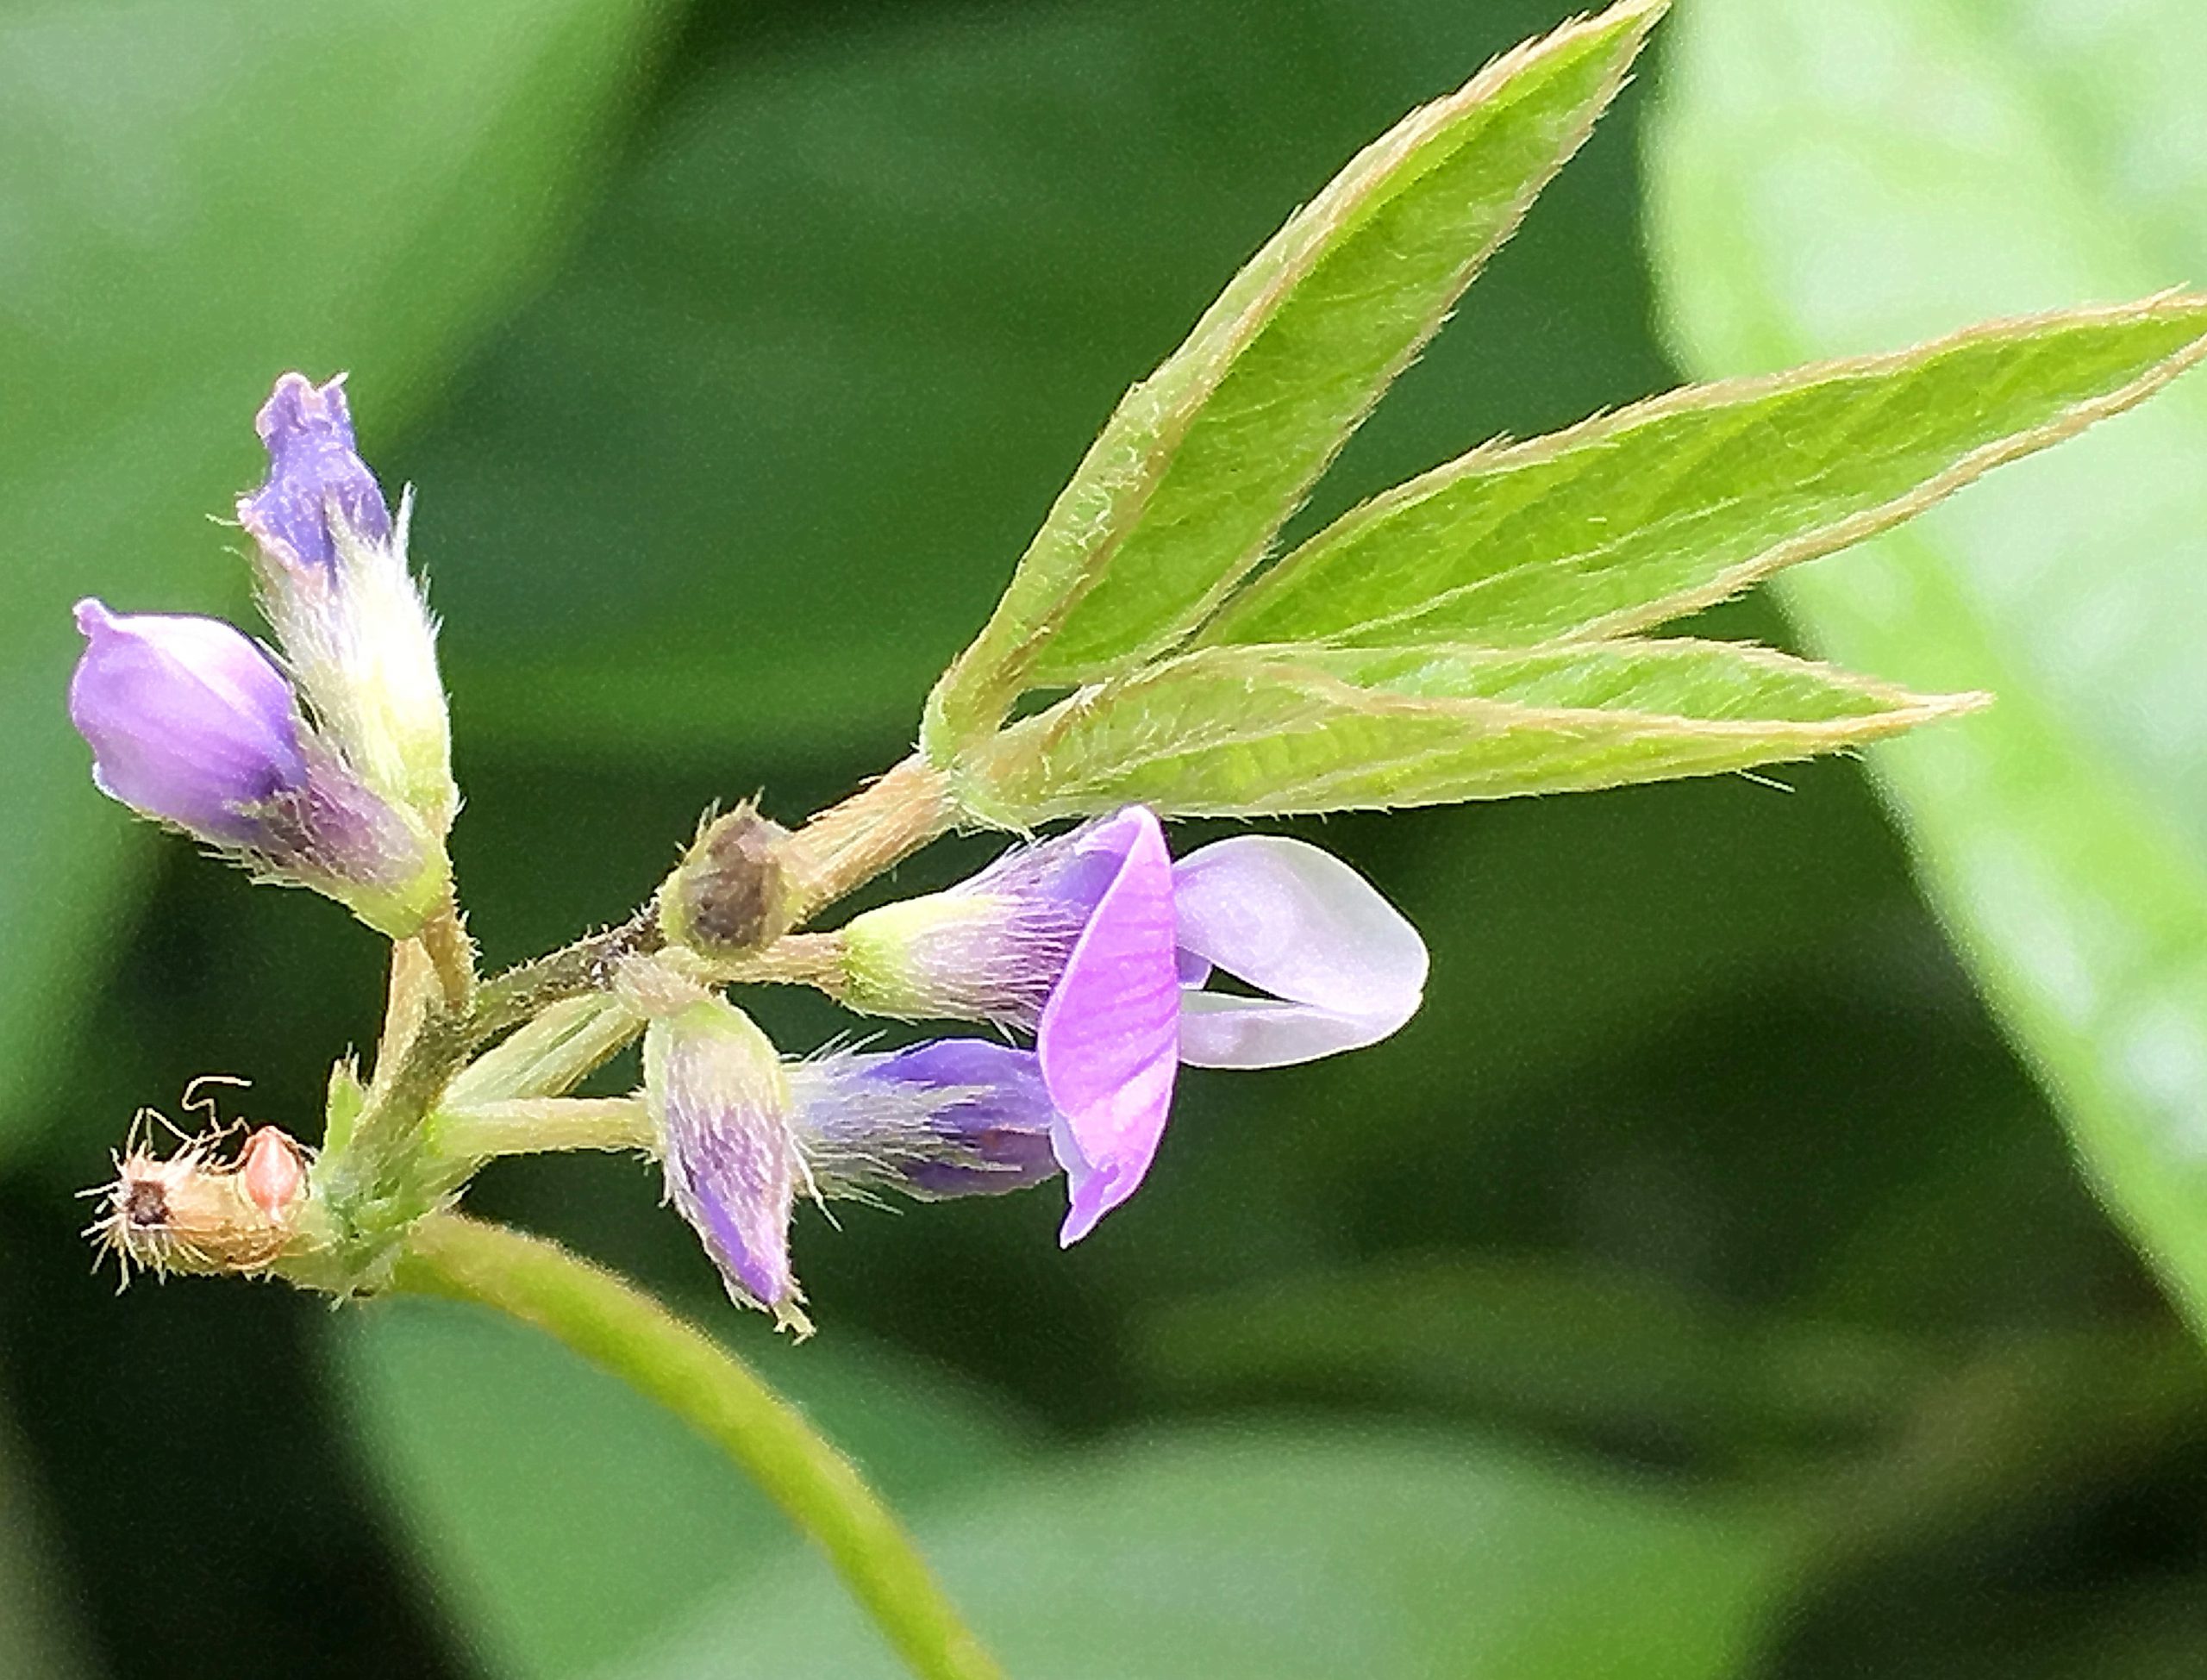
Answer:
[659,803,796,958]
[69,375,454,938]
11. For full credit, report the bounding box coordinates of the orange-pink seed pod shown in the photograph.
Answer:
[241,1127,306,1217]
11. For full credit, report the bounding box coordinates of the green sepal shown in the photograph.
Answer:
[324,1058,367,1156]
[334,850,454,943]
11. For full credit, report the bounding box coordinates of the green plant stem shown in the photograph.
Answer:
[391,1214,1007,1680]
[697,929,849,990]
[419,896,478,1015]
[464,758,952,1045]
[435,1096,654,1160]
[443,996,647,1109]
[776,755,959,922]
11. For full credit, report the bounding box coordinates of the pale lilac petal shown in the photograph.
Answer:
[1177,992,1408,1069]
[1171,835,1426,1068]
[1036,809,1179,1244]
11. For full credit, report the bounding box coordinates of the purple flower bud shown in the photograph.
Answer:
[69,599,308,846]
[234,372,456,842]
[69,599,447,934]
[836,808,1428,1242]
[237,372,391,574]
[645,999,811,1334]
[791,1040,1060,1200]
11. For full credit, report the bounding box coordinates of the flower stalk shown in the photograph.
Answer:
[433,1096,654,1161]
[390,1215,1007,1680]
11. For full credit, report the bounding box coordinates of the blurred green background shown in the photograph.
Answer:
[6,2,2207,1676]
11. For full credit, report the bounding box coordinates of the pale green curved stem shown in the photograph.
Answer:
[391,1214,1006,1680]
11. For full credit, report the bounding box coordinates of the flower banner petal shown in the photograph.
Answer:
[1036,809,1180,1243]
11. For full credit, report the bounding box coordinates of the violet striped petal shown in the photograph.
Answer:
[645,1000,809,1332]
[1036,808,1179,1244]
[791,1040,1060,1199]
[1172,835,1427,1069]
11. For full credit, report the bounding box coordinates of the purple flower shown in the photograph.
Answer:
[236,372,457,841]
[645,999,811,1334]
[69,599,444,934]
[837,809,1427,1243]
[237,373,391,575]
[69,600,308,846]
[791,1040,1060,1200]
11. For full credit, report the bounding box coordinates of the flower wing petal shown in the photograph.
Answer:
[1172,835,1427,1066]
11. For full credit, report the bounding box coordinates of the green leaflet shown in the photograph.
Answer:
[1206,299,2207,647]
[922,0,1666,751]
[963,639,1979,822]
[409,0,1672,771]
[594,1428,1785,1680]
[1646,0,2207,1328]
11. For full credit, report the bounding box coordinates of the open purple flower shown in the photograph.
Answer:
[69,599,444,935]
[836,808,1427,1242]
[645,998,811,1335]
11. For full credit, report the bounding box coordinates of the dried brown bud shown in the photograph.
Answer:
[87,1122,313,1280]
[659,802,797,958]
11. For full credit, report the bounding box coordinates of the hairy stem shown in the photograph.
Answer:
[444,996,647,1109]
[435,1096,654,1159]
[698,929,849,990]
[778,756,960,922]
[318,757,957,1284]
[419,896,478,1015]
[467,759,949,1037]
[391,1215,1006,1680]
[470,910,664,1045]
